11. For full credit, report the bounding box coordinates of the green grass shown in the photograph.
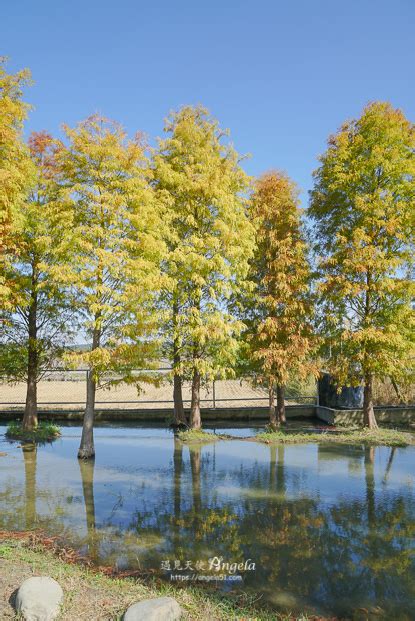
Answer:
[177,428,227,443]
[256,426,414,447]
[178,425,414,447]
[5,421,61,442]
[0,535,317,620]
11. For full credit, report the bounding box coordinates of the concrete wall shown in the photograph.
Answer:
[0,404,315,423]
[2,404,414,426]
[316,405,415,426]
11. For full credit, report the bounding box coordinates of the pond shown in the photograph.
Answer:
[0,422,414,619]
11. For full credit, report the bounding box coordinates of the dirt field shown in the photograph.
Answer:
[0,379,271,410]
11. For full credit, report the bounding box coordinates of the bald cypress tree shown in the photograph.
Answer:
[248,171,315,428]
[60,116,166,457]
[1,132,75,430]
[0,59,34,310]
[310,102,415,428]
[153,106,255,429]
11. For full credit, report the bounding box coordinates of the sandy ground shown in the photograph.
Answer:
[0,379,272,410]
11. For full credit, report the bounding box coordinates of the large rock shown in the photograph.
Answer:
[15,576,63,621]
[124,597,182,621]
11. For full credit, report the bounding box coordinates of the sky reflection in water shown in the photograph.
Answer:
[0,423,414,619]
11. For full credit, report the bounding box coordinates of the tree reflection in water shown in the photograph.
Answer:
[22,443,37,528]
[0,442,72,535]
[125,442,415,618]
[1,434,415,618]
[78,457,98,558]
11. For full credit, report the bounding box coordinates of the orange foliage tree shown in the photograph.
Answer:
[247,171,315,427]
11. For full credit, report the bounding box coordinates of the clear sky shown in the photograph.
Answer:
[2,0,414,204]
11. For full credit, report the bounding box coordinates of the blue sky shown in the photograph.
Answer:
[2,0,414,204]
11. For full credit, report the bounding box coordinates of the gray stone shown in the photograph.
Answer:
[15,576,63,621]
[123,597,182,621]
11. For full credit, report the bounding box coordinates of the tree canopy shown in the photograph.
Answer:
[153,106,255,428]
[60,115,167,455]
[309,102,415,428]
[1,76,414,444]
[0,59,35,310]
[246,171,315,426]
[0,131,75,429]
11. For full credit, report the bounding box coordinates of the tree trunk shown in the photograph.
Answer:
[78,328,100,459]
[363,373,378,429]
[173,374,186,425]
[189,290,202,430]
[78,370,96,459]
[24,372,38,431]
[23,289,38,431]
[268,381,278,429]
[172,297,187,426]
[390,376,404,404]
[362,274,378,430]
[190,369,201,429]
[276,384,286,424]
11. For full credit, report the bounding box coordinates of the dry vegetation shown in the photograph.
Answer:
[373,377,415,406]
[0,532,334,621]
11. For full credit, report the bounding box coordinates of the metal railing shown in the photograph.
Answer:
[0,368,317,409]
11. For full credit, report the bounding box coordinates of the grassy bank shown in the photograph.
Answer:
[5,421,61,443]
[0,532,325,621]
[177,429,228,443]
[255,426,414,447]
[178,425,414,447]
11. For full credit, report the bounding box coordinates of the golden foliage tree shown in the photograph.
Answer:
[1,132,75,430]
[248,171,315,427]
[60,116,166,457]
[0,58,35,310]
[309,102,415,429]
[153,106,255,429]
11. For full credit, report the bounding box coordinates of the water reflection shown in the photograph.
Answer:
[78,457,97,558]
[0,425,414,618]
[22,444,37,528]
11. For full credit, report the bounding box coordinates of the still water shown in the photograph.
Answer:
[1,423,414,619]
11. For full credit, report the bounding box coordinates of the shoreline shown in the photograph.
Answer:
[2,421,413,448]
[177,426,414,447]
[0,530,334,621]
